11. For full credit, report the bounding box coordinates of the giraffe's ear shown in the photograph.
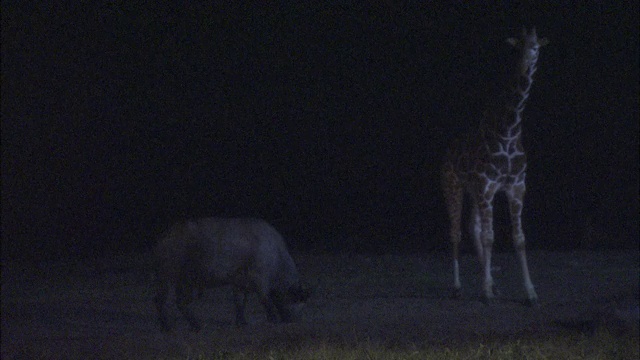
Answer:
[538,38,550,47]
[506,37,519,47]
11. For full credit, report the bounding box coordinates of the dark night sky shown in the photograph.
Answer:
[2,2,638,260]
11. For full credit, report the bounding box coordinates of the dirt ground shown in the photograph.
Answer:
[2,250,638,359]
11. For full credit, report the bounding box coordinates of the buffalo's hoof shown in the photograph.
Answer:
[158,319,175,333]
[159,325,174,333]
[188,322,202,332]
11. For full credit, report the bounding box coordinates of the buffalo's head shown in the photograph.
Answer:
[272,284,312,323]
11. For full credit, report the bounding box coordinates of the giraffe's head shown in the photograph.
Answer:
[507,27,549,76]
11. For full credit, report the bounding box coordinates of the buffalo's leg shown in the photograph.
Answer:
[154,279,174,331]
[258,291,279,323]
[176,282,201,331]
[233,288,248,325]
[272,290,294,322]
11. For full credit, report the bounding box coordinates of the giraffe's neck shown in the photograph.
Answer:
[484,51,538,154]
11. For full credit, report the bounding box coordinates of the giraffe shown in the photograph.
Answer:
[441,27,548,306]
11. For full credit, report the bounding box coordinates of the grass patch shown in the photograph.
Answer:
[156,328,639,359]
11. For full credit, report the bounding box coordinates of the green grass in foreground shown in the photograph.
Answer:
[162,328,639,360]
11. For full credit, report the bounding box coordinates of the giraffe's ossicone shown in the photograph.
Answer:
[441,27,548,306]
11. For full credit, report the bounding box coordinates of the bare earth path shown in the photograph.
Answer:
[2,250,638,358]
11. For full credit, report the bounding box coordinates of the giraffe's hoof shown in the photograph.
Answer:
[525,297,539,308]
[452,288,462,299]
[482,295,497,305]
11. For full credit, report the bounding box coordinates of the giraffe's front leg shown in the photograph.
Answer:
[507,183,538,306]
[478,191,497,303]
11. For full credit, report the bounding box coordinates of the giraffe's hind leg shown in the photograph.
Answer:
[470,200,501,299]
[442,168,464,298]
[476,186,498,303]
[469,201,484,266]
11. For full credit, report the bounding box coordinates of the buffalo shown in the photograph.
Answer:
[153,218,309,331]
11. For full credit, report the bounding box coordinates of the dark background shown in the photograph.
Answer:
[2,2,638,262]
